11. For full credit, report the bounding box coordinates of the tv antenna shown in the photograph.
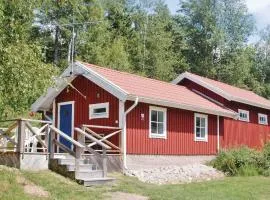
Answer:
[57,18,102,75]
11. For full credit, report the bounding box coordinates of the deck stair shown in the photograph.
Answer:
[51,154,114,186]
[49,125,118,186]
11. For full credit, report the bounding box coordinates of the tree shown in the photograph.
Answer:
[175,0,255,83]
[0,0,55,118]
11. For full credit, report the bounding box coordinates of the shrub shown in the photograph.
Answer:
[212,143,270,176]
[211,146,261,176]
[237,165,259,176]
[262,168,270,177]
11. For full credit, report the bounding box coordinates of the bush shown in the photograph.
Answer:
[262,168,270,177]
[211,146,261,176]
[237,165,259,176]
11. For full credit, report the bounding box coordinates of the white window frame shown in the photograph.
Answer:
[238,109,249,122]
[258,113,268,125]
[149,106,167,139]
[194,113,208,142]
[89,102,109,119]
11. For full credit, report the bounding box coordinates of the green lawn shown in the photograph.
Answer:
[1,166,270,200]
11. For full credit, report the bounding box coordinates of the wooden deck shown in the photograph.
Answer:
[0,118,123,185]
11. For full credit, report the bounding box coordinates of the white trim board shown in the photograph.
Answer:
[57,101,75,151]
[172,72,270,110]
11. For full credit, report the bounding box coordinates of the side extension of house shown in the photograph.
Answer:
[173,72,270,149]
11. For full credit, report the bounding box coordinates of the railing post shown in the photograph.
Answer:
[45,124,50,159]
[102,147,107,177]
[49,127,55,159]
[17,119,26,159]
[76,131,84,173]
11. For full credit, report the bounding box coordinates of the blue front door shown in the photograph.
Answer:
[59,103,73,150]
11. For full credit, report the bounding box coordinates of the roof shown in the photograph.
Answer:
[172,72,270,110]
[31,61,237,118]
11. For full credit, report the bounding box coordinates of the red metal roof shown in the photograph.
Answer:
[82,62,236,117]
[180,72,270,110]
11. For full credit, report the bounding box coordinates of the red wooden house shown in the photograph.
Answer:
[32,61,270,169]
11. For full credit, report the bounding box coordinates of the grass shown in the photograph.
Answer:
[1,166,270,200]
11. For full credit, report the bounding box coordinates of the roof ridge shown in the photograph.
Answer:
[186,71,257,94]
[81,61,188,89]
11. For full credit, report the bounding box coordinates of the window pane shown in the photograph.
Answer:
[151,110,157,122]
[196,127,200,137]
[158,111,164,122]
[196,117,200,127]
[158,123,164,135]
[151,122,157,134]
[94,107,106,114]
[201,128,205,138]
[201,118,205,127]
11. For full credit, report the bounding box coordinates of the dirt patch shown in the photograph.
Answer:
[16,175,49,198]
[107,192,148,200]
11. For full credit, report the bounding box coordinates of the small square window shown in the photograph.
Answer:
[89,103,109,119]
[238,109,249,122]
[258,113,268,125]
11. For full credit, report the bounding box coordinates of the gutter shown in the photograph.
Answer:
[123,96,139,170]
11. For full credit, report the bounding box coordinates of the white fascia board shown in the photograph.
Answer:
[76,62,128,101]
[126,95,237,118]
[232,97,270,110]
[172,73,233,101]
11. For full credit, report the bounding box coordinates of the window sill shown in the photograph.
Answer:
[194,138,208,142]
[150,134,167,139]
[259,123,268,126]
[238,119,249,122]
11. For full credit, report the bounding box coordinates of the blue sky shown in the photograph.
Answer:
[165,0,270,32]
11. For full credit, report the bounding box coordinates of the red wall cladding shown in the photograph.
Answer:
[126,102,218,155]
[55,75,120,146]
[222,118,270,149]
[180,79,227,104]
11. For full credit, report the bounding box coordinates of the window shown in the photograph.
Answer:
[149,106,167,139]
[89,102,109,119]
[238,109,249,122]
[258,113,268,125]
[194,113,208,142]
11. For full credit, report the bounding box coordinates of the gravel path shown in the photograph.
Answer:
[126,164,224,184]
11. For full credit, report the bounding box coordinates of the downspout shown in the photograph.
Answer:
[217,115,220,153]
[123,96,139,170]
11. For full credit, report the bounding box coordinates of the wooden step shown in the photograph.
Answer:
[82,177,115,186]
[75,170,104,179]
[58,158,91,165]
[66,164,98,172]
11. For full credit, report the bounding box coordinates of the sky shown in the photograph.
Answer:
[165,0,270,38]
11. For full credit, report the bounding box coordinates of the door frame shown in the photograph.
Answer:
[57,101,75,151]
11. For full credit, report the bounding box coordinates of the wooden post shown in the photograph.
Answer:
[49,128,55,159]
[17,120,26,159]
[75,130,84,172]
[102,147,107,177]
[45,124,50,159]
